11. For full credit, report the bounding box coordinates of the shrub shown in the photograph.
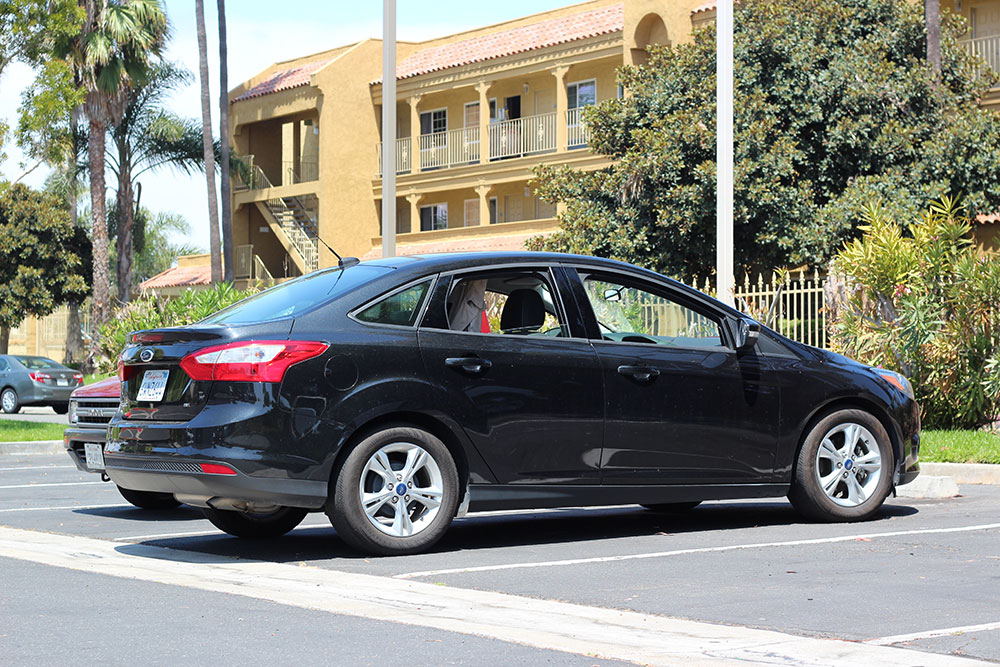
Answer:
[831,198,1000,429]
[95,282,258,374]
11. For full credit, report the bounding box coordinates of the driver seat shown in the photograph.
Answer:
[500,289,545,333]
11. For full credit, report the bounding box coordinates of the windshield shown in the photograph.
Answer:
[200,264,389,325]
[15,356,62,370]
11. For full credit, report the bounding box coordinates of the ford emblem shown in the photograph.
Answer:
[139,348,154,363]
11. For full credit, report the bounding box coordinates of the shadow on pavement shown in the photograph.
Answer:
[75,505,204,522]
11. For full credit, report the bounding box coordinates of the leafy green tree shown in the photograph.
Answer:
[108,61,206,303]
[0,183,90,354]
[531,0,1000,281]
[68,0,167,331]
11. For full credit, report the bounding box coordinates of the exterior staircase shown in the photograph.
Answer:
[264,195,319,272]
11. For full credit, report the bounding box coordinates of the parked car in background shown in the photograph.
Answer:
[0,355,82,414]
[64,377,179,509]
[105,252,920,556]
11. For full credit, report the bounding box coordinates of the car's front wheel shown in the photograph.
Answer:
[329,426,459,556]
[789,409,893,522]
[202,506,308,538]
[1,388,19,414]
[117,485,181,510]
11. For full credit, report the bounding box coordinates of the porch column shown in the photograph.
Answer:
[476,81,492,164]
[476,182,493,226]
[408,95,422,173]
[291,120,301,185]
[406,192,422,234]
[552,66,569,152]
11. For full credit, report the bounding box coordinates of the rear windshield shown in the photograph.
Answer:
[15,356,61,370]
[200,264,388,325]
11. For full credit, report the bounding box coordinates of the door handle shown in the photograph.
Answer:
[445,356,493,375]
[617,365,660,382]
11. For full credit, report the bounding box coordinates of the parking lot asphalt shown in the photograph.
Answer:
[0,406,68,424]
[1,453,998,665]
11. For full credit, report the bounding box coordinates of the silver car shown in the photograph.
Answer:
[0,355,83,414]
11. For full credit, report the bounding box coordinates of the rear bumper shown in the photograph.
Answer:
[63,426,108,474]
[105,458,327,510]
[21,383,77,405]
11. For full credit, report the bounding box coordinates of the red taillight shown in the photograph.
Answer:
[118,359,139,382]
[29,372,51,382]
[200,463,237,475]
[73,373,83,384]
[179,340,328,383]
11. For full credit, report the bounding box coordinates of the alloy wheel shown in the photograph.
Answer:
[358,442,444,537]
[814,422,882,507]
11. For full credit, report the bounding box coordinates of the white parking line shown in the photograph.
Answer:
[0,465,75,472]
[113,522,332,542]
[0,526,980,667]
[0,503,123,513]
[0,481,105,489]
[867,621,1000,646]
[394,522,1000,579]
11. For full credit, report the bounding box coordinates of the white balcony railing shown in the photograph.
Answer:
[418,127,480,170]
[488,112,557,160]
[567,108,591,149]
[375,137,412,177]
[962,34,1000,83]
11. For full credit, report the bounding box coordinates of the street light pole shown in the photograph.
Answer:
[716,0,735,306]
[381,0,397,258]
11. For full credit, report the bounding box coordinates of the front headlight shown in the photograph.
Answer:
[875,368,914,399]
[68,399,78,423]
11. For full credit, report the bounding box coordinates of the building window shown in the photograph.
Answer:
[567,79,597,110]
[420,204,448,231]
[489,197,498,224]
[420,109,447,135]
[464,198,479,227]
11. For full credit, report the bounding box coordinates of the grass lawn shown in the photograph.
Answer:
[920,430,1000,464]
[83,373,114,385]
[0,419,66,442]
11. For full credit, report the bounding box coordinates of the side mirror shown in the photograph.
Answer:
[603,287,623,302]
[735,318,760,352]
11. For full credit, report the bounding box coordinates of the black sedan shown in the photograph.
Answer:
[106,252,920,555]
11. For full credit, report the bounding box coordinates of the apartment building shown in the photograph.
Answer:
[225,0,714,278]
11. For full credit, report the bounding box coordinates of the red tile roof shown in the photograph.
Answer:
[376,4,624,84]
[139,264,212,290]
[692,0,717,14]
[361,232,547,261]
[976,212,1000,224]
[233,58,332,103]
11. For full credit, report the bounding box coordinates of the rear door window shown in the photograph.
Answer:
[354,279,432,327]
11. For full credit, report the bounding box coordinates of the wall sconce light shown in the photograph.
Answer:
[523,82,529,95]
[523,186,531,198]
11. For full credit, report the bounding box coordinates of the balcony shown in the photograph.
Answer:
[375,110,591,177]
[962,34,1000,85]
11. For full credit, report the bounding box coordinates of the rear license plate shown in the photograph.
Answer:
[84,442,105,470]
[136,369,169,402]
[56,378,68,386]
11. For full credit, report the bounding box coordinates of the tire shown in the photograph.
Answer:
[52,404,69,415]
[789,409,893,522]
[117,485,181,510]
[1,388,19,414]
[328,426,459,556]
[202,505,308,538]
[642,501,701,513]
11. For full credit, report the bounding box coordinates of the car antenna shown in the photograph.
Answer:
[317,235,359,269]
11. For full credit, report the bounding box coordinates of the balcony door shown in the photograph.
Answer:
[419,109,447,169]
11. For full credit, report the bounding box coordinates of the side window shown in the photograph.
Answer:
[0,358,7,371]
[429,269,568,337]
[581,273,722,347]
[355,279,432,327]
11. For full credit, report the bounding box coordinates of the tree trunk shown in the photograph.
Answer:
[88,104,111,332]
[65,104,85,366]
[0,326,9,355]
[926,0,941,75]
[116,158,134,304]
[218,0,234,283]
[196,0,222,283]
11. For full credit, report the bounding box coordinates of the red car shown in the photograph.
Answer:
[64,377,179,509]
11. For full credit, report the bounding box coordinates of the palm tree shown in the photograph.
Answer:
[195,0,222,284]
[218,0,233,283]
[927,0,941,75]
[108,61,206,301]
[74,0,167,328]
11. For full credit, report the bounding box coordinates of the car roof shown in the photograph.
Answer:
[362,251,662,277]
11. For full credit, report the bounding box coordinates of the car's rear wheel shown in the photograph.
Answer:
[642,501,701,513]
[202,506,308,538]
[52,403,68,415]
[789,409,893,522]
[329,426,459,556]
[1,388,19,414]
[116,485,181,510]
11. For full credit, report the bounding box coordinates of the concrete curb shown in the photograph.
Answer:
[919,462,1000,485]
[0,440,65,456]
[895,475,960,499]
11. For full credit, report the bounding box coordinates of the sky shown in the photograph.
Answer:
[0,0,581,252]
